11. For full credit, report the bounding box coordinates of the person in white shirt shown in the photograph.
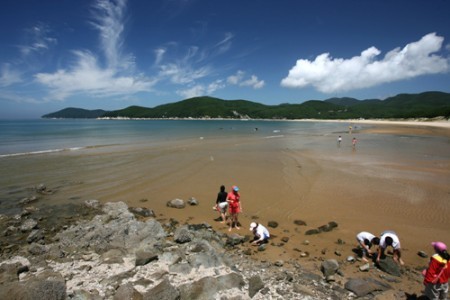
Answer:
[356,231,380,262]
[377,230,404,265]
[249,222,270,245]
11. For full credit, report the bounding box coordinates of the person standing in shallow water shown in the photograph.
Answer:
[352,137,357,150]
[227,185,242,231]
[423,241,450,300]
[215,185,228,223]
[337,135,342,147]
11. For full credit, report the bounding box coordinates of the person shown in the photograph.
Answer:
[377,230,404,265]
[337,135,342,147]
[423,241,450,300]
[250,222,270,245]
[214,185,228,223]
[227,185,242,231]
[356,231,380,262]
[352,137,357,149]
[348,124,353,134]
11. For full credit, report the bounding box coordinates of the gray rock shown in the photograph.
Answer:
[321,259,339,277]
[20,218,38,232]
[84,199,101,209]
[101,249,125,264]
[27,229,44,244]
[267,221,278,228]
[178,273,245,300]
[129,207,155,218]
[417,250,428,258]
[344,277,391,297]
[377,256,402,277]
[174,226,193,244]
[166,198,186,209]
[143,277,179,300]
[135,247,159,266]
[187,197,198,206]
[113,282,143,300]
[226,233,245,246]
[294,220,307,226]
[248,275,265,298]
[305,229,320,235]
[359,263,370,272]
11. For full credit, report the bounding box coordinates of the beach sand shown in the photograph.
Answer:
[1,119,449,296]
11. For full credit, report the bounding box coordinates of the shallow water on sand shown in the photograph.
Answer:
[1,120,449,275]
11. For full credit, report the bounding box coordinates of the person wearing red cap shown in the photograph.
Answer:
[227,185,242,231]
[423,241,450,300]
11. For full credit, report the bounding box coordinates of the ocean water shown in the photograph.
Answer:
[0,119,339,157]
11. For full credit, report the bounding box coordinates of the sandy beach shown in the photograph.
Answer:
[1,119,449,295]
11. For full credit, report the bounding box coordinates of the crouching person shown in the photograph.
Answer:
[249,222,270,246]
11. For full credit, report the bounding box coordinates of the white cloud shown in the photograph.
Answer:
[281,33,450,93]
[227,70,265,89]
[0,64,22,87]
[19,23,57,57]
[177,80,225,98]
[35,0,154,101]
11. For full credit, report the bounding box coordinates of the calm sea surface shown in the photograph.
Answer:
[0,119,340,157]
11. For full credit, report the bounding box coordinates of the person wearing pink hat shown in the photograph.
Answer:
[423,241,450,300]
[227,185,242,231]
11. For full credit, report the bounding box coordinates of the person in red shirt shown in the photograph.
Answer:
[227,185,242,231]
[423,241,450,300]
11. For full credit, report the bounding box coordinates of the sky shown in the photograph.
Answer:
[0,0,449,119]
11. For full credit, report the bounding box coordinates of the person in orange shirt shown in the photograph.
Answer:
[423,241,450,300]
[227,185,242,231]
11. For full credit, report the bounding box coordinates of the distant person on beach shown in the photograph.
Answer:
[352,137,357,150]
[377,230,404,265]
[349,125,353,134]
[214,185,228,223]
[356,231,380,262]
[227,185,242,231]
[249,222,270,245]
[337,135,342,147]
[423,241,450,300]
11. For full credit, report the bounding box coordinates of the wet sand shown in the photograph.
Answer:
[1,120,449,295]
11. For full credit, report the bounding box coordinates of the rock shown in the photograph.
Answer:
[294,220,307,226]
[257,244,267,251]
[267,221,278,228]
[305,229,320,235]
[129,207,155,218]
[173,226,193,244]
[20,218,38,232]
[166,198,186,209]
[359,263,370,272]
[26,229,44,244]
[281,237,289,243]
[143,278,179,300]
[226,233,245,246]
[135,248,158,267]
[178,273,245,300]
[187,197,198,206]
[417,250,428,258]
[84,199,101,209]
[113,283,143,300]
[344,278,391,297]
[321,259,339,277]
[274,260,284,267]
[377,256,402,277]
[101,249,125,264]
[347,256,355,262]
[334,250,342,256]
[248,275,265,298]
[0,271,66,300]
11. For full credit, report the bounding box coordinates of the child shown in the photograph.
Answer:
[423,241,450,300]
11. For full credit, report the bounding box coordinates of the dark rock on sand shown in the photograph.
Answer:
[267,221,278,228]
[344,277,391,297]
[377,256,402,277]
[167,198,186,209]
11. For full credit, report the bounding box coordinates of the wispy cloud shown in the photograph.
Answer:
[0,64,22,87]
[177,79,225,98]
[18,22,57,57]
[34,0,154,101]
[227,70,265,89]
[281,33,450,93]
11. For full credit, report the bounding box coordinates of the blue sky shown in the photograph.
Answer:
[1,0,449,118]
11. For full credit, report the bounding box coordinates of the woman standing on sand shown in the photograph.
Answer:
[227,186,242,231]
[423,241,450,300]
[215,185,228,223]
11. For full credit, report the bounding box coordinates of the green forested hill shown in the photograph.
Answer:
[42,92,450,119]
[42,107,107,118]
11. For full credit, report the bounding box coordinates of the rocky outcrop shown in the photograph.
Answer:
[0,200,407,299]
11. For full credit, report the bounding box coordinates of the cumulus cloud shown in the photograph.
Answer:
[177,80,225,98]
[34,0,154,101]
[227,70,265,89]
[281,33,450,93]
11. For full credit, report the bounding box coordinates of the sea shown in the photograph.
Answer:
[0,119,343,157]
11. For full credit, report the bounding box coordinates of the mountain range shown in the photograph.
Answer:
[41,91,450,120]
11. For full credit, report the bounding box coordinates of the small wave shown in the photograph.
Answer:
[0,147,84,158]
[264,135,284,139]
